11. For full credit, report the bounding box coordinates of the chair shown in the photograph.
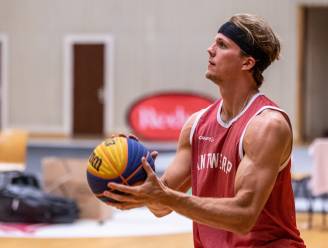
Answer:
[0,129,29,171]
[292,173,314,228]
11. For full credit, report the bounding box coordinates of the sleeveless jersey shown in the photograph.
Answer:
[191,93,305,248]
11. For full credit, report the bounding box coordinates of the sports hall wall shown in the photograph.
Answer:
[0,0,326,138]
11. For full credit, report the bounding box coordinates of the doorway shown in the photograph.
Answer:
[73,44,104,136]
[64,35,114,137]
[298,7,328,142]
[0,34,8,130]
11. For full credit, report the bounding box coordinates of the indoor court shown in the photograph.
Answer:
[0,142,327,248]
[0,215,327,248]
[1,1,328,248]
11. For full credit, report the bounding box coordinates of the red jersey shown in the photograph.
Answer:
[190,93,305,248]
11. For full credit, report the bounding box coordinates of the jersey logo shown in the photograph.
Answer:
[198,136,214,142]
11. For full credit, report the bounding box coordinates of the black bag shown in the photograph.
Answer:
[0,171,79,223]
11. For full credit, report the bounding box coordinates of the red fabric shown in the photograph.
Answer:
[191,94,305,248]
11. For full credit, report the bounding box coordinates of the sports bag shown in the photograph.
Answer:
[0,171,79,223]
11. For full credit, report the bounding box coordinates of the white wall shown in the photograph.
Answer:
[0,0,327,136]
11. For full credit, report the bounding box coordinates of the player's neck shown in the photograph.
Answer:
[219,85,259,123]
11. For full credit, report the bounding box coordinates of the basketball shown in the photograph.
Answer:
[86,136,155,203]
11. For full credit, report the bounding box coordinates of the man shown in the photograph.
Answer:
[104,13,305,247]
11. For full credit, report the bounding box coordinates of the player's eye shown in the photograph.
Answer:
[218,41,227,49]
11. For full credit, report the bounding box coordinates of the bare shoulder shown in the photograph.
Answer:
[182,111,202,131]
[248,109,291,138]
[243,109,292,164]
[178,110,203,149]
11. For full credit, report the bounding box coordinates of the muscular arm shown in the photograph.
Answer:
[158,110,292,234]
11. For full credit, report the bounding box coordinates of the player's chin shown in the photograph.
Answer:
[205,70,215,81]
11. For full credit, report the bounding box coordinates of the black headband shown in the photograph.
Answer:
[218,21,269,71]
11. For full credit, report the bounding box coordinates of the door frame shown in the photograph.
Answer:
[296,6,306,143]
[0,34,8,130]
[63,34,114,136]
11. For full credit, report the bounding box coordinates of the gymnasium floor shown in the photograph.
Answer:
[0,138,327,247]
[1,213,327,248]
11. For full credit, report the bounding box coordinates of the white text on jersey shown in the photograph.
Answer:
[197,153,233,174]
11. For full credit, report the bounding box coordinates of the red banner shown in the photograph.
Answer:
[127,92,213,141]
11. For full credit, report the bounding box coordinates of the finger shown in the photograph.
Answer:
[105,201,127,210]
[120,202,145,210]
[106,201,144,210]
[107,182,139,195]
[118,133,127,138]
[105,202,121,210]
[141,156,156,176]
[103,190,139,203]
[128,133,139,141]
[150,150,158,160]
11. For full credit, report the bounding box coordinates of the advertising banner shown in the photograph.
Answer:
[127,92,213,141]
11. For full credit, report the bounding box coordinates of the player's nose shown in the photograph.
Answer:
[207,43,215,57]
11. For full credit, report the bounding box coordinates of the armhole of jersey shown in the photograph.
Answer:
[238,106,292,173]
[189,108,208,145]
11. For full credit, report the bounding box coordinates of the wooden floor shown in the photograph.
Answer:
[0,233,194,248]
[1,213,327,248]
[297,213,328,248]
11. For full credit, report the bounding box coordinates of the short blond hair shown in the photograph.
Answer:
[230,14,281,87]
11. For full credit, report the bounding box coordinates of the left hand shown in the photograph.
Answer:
[103,156,168,210]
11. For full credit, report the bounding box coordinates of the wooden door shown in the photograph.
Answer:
[301,8,328,141]
[73,44,104,137]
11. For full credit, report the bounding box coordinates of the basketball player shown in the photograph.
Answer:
[104,13,306,247]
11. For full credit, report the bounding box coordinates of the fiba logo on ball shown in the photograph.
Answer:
[86,136,155,203]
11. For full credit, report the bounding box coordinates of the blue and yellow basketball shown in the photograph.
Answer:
[86,136,155,203]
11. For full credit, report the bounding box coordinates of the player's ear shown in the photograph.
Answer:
[241,56,256,71]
